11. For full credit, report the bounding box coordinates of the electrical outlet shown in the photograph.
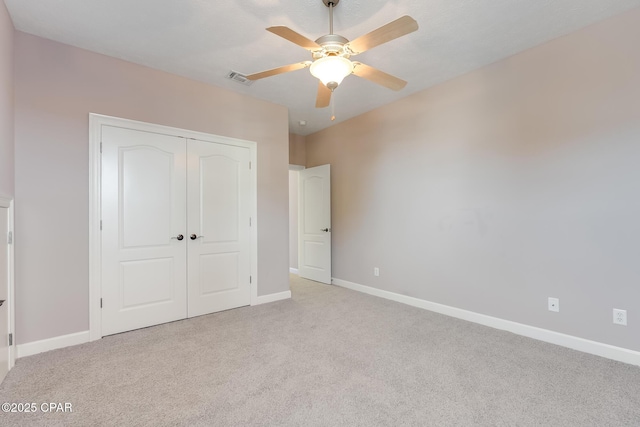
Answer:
[548,297,559,312]
[613,309,627,326]
[373,267,379,277]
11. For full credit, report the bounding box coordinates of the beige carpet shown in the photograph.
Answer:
[0,274,639,426]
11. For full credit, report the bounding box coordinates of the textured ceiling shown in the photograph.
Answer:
[5,0,640,135]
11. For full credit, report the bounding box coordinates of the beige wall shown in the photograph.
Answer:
[0,2,13,198]
[289,133,306,167]
[14,32,290,344]
[306,9,640,351]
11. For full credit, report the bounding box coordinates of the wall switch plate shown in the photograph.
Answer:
[373,267,379,277]
[548,297,559,312]
[613,309,627,326]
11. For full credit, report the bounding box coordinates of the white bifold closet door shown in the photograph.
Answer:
[101,126,251,336]
[186,139,251,317]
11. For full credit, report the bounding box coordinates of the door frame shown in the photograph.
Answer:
[0,196,15,370]
[88,114,258,341]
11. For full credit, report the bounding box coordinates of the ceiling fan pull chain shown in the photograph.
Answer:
[330,91,336,121]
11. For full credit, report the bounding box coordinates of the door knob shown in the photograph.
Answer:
[190,234,204,240]
[171,234,184,241]
[0,300,4,307]
[321,228,330,232]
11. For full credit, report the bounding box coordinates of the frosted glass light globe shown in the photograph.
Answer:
[310,56,353,88]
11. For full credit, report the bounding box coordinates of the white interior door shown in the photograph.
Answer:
[0,207,8,382]
[101,126,188,336]
[298,165,332,284]
[187,139,251,317]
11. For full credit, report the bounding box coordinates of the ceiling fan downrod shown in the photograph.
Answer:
[329,2,334,35]
[323,0,339,34]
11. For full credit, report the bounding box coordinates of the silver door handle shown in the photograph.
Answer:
[190,234,204,240]
[171,234,184,241]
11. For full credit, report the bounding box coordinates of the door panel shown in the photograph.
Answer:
[120,258,175,308]
[101,126,187,336]
[298,165,332,284]
[121,147,175,248]
[303,241,324,268]
[0,208,8,382]
[199,253,239,294]
[201,155,240,242]
[187,139,251,317]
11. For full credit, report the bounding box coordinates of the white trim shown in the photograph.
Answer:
[0,197,15,368]
[89,115,101,341]
[288,164,305,171]
[7,200,14,368]
[89,113,258,341]
[17,331,90,359]
[250,142,258,307]
[254,291,292,305]
[289,268,299,275]
[332,278,640,367]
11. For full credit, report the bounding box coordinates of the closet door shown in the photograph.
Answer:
[101,126,188,336]
[187,139,252,317]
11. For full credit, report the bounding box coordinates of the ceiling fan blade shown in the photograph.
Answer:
[347,16,418,54]
[352,62,407,91]
[266,26,322,51]
[246,62,311,81]
[316,81,332,108]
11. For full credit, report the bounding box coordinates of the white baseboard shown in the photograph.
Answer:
[254,290,292,305]
[332,278,640,367]
[289,268,299,274]
[17,330,90,359]
[17,291,292,357]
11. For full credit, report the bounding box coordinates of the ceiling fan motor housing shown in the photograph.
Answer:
[313,34,350,59]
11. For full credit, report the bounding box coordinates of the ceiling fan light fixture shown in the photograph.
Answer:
[310,56,353,88]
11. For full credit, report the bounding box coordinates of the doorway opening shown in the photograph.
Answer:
[289,165,305,275]
[290,164,332,284]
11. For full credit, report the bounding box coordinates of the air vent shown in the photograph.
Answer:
[226,71,253,86]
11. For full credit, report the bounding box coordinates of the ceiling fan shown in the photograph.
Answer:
[246,0,419,111]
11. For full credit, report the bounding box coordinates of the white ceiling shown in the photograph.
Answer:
[5,0,640,135]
